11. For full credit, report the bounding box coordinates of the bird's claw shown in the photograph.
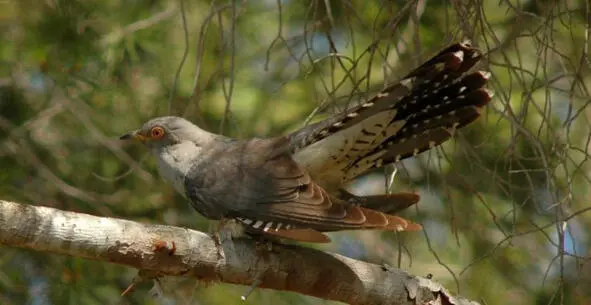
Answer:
[254,238,274,252]
[212,232,225,260]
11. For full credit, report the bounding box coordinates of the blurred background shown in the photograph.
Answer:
[1,0,590,304]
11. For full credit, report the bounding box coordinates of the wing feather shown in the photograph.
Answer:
[229,137,420,239]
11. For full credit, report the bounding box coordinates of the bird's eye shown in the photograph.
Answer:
[150,126,165,140]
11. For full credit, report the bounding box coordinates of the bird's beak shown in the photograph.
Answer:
[119,130,148,142]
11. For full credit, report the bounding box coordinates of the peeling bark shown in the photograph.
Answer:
[0,200,479,305]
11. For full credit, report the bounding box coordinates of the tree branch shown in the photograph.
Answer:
[0,200,479,305]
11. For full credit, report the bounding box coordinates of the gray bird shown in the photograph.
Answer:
[120,41,492,243]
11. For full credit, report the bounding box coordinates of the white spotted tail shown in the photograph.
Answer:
[290,41,493,189]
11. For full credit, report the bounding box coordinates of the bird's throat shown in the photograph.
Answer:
[152,141,201,197]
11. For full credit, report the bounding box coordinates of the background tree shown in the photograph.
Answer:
[0,0,589,304]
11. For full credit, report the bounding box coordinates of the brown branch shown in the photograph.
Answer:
[0,200,479,305]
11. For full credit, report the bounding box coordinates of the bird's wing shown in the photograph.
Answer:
[224,137,421,243]
[289,41,492,188]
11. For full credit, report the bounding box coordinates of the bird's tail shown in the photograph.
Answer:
[338,189,420,214]
[256,205,422,244]
[243,192,422,244]
[290,41,493,183]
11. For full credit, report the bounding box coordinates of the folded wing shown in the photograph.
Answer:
[228,137,421,243]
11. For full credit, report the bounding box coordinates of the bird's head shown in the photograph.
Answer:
[120,116,213,150]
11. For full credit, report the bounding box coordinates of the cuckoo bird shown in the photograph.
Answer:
[120,41,492,243]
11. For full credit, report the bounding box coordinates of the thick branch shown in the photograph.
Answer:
[0,200,479,305]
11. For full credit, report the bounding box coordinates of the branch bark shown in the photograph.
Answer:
[0,200,479,305]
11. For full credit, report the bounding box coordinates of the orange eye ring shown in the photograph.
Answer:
[150,126,165,140]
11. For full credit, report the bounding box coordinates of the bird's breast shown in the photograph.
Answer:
[153,142,201,196]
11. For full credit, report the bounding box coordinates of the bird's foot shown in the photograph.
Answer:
[254,238,274,252]
[211,218,246,260]
[250,234,279,261]
[209,220,230,260]
[211,233,225,260]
